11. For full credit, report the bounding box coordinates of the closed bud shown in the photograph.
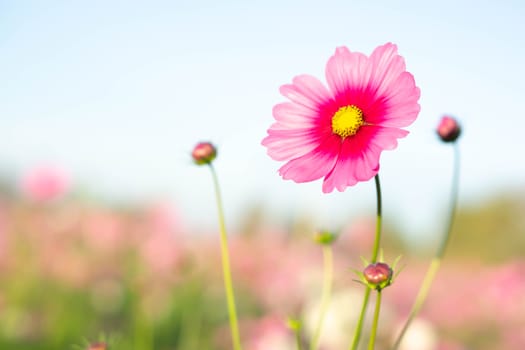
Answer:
[192,142,217,165]
[313,230,337,245]
[286,317,302,331]
[363,262,393,291]
[437,116,461,142]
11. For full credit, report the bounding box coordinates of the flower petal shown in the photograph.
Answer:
[270,102,318,129]
[325,43,419,129]
[369,125,409,150]
[262,127,321,161]
[278,134,340,183]
[280,74,332,110]
[367,72,421,127]
[322,126,408,192]
[325,47,369,100]
[262,101,326,161]
[367,43,407,97]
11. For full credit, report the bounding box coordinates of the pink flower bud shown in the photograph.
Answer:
[437,116,461,142]
[192,142,217,165]
[363,262,393,290]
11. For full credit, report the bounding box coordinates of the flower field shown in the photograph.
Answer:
[1,186,523,349]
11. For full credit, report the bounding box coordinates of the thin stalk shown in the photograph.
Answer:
[209,164,242,350]
[349,174,382,350]
[133,294,153,350]
[287,318,304,350]
[309,245,334,350]
[367,291,382,350]
[370,175,383,263]
[391,144,460,349]
[349,288,371,350]
[293,327,304,350]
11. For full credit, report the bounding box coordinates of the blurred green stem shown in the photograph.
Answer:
[133,294,153,350]
[309,245,334,350]
[349,174,382,350]
[209,164,243,350]
[293,326,304,350]
[367,290,382,350]
[391,144,460,349]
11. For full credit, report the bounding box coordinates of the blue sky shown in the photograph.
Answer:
[1,1,524,241]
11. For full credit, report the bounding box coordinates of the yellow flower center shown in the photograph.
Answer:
[331,105,364,138]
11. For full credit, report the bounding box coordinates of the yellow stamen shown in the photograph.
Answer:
[331,105,364,138]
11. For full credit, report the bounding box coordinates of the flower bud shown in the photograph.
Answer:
[313,230,337,245]
[192,142,217,165]
[286,317,302,331]
[363,262,393,291]
[437,116,461,142]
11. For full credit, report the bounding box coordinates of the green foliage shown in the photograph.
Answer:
[447,193,525,262]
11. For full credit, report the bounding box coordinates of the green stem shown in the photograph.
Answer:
[370,175,383,263]
[309,245,334,350]
[391,144,460,350]
[133,293,153,350]
[349,174,382,350]
[293,327,304,350]
[209,164,243,350]
[436,144,460,258]
[367,291,382,350]
[349,288,371,350]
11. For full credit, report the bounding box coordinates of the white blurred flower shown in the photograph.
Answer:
[395,318,438,350]
[303,288,365,349]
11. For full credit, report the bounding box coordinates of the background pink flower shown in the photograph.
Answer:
[262,43,420,192]
[20,165,70,202]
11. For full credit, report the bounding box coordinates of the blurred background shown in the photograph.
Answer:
[1,0,525,349]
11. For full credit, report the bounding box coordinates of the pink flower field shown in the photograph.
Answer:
[0,181,523,349]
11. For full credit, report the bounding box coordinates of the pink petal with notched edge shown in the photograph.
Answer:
[262,128,321,161]
[291,75,333,106]
[270,103,318,128]
[280,74,332,110]
[263,75,334,161]
[367,43,407,97]
[262,102,323,160]
[278,134,340,183]
[367,72,420,127]
[325,47,369,98]
[369,126,409,150]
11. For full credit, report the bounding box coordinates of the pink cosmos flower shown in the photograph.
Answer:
[262,43,420,192]
[21,165,70,201]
